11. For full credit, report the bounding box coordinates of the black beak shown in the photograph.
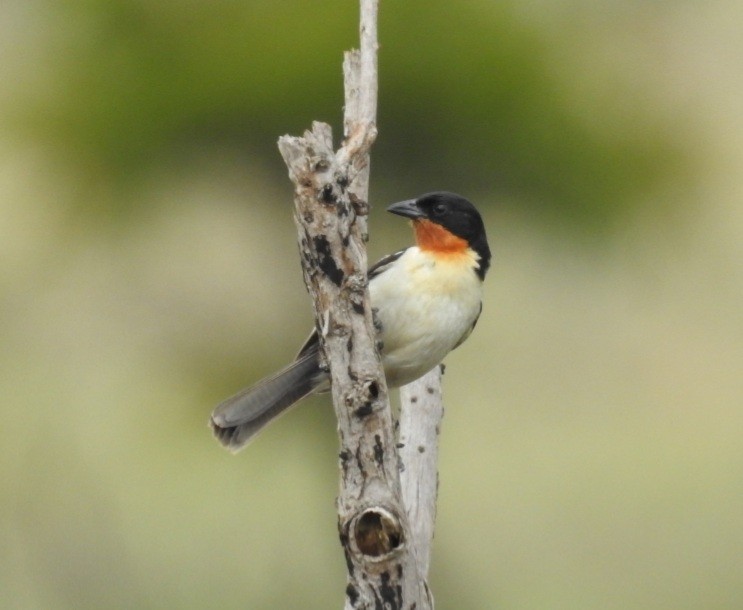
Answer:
[387,198,425,220]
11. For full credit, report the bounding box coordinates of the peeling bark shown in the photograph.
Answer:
[277,2,440,608]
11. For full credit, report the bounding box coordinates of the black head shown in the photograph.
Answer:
[387,191,491,277]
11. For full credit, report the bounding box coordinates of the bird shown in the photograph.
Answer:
[210,191,491,452]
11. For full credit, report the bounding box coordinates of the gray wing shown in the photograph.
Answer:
[295,248,409,359]
[368,248,407,280]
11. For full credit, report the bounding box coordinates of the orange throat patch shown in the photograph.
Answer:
[413,219,469,255]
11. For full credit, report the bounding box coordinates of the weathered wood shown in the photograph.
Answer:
[277,1,438,607]
[399,366,445,580]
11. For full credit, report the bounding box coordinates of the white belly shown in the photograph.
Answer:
[369,247,482,387]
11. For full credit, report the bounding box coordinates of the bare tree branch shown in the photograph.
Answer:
[398,366,445,580]
[277,2,440,607]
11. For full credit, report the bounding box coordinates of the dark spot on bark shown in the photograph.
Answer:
[338,174,349,188]
[355,445,366,477]
[347,336,353,353]
[312,235,344,286]
[396,442,405,449]
[342,235,350,247]
[439,363,446,375]
[373,434,384,467]
[379,570,402,610]
[320,183,335,204]
[418,445,425,453]
[371,307,383,332]
[410,396,418,404]
[346,583,359,605]
[368,381,379,399]
[303,211,314,223]
[351,300,364,315]
[354,402,373,418]
[314,160,330,172]
[426,386,435,394]
[339,449,351,479]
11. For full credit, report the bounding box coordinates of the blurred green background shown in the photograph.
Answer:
[2,0,742,608]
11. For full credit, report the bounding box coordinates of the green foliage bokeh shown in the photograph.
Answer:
[12,0,688,228]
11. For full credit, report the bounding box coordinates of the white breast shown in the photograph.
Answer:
[369,246,483,387]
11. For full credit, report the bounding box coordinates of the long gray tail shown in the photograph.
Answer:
[210,349,325,452]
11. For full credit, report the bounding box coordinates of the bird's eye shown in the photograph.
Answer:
[432,203,447,216]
